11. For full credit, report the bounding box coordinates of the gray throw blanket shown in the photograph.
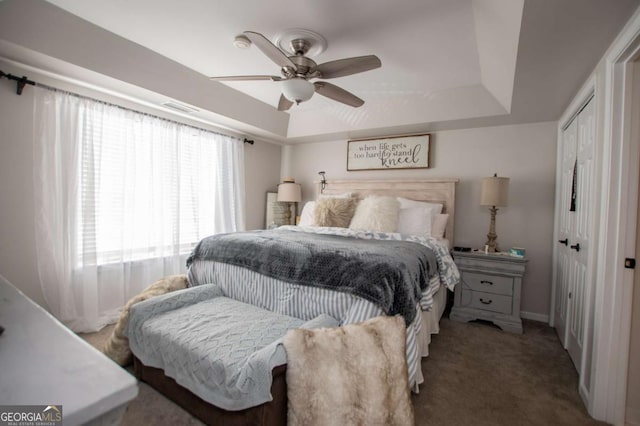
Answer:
[186,229,438,324]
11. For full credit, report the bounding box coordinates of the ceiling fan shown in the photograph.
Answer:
[209,31,382,111]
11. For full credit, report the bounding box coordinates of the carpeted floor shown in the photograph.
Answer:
[80,318,606,426]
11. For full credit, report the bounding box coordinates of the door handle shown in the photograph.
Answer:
[570,243,581,252]
[559,238,568,246]
[479,298,492,305]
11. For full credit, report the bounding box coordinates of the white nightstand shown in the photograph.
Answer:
[450,251,527,334]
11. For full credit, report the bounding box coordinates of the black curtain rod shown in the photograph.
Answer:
[0,70,35,95]
[0,69,257,144]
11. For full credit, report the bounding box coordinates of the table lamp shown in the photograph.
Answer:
[277,178,301,225]
[480,173,510,253]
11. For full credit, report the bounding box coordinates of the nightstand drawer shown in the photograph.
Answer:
[461,290,512,314]
[462,272,513,296]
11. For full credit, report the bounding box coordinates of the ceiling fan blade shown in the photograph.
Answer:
[314,82,364,107]
[314,55,381,79]
[278,94,293,111]
[243,31,296,70]
[209,75,283,81]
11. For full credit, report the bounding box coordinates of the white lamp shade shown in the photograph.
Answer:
[480,176,510,207]
[282,78,315,103]
[277,182,302,202]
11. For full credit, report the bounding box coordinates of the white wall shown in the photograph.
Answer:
[0,67,44,307]
[286,121,557,318]
[0,60,281,309]
[245,140,282,230]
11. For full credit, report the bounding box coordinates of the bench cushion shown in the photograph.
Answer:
[126,284,337,410]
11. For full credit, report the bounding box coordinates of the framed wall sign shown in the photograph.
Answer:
[347,133,430,171]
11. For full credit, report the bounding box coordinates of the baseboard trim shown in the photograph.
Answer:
[521,311,549,323]
[579,382,590,414]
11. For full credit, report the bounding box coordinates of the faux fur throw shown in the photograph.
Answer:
[283,315,415,426]
[102,274,188,366]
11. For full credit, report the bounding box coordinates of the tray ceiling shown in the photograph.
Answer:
[0,0,638,143]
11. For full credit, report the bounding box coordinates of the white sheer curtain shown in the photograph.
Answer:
[33,86,245,332]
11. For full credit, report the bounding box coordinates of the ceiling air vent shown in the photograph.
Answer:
[162,101,199,114]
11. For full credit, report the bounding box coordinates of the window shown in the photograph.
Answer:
[77,108,241,264]
[34,86,245,331]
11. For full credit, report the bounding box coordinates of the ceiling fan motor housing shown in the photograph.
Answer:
[284,55,317,77]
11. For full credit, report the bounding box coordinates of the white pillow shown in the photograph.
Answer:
[431,214,449,238]
[299,201,316,226]
[397,197,443,223]
[396,207,432,238]
[349,196,400,233]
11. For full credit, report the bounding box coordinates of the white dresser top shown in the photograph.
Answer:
[0,274,138,425]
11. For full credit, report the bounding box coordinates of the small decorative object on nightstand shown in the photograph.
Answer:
[450,250,527,333]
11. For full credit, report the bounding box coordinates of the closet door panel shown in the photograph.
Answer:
[567,261,587,370]
[555,118,578,346]
[555,247,570,345]
[566,98,595,372]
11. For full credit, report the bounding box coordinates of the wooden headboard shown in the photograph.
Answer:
[316,179,459,241]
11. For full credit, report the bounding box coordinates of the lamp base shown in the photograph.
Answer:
[284,202,292,226]
[485,206,500,253]
[282,202,298,226]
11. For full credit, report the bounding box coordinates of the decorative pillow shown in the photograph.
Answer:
[313,198,357,228]
[349,196,400,233]
[298,201,316,226]
[396,206,432,238]
[432,214,449,238]
[397,197,443,224]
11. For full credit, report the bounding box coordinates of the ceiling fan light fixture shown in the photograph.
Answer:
[282,78,314,103]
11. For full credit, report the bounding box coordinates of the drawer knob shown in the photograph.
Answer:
[479,298,493,305]
[480,280,493,286]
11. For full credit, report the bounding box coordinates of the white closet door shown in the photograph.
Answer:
[555,115,578,346]
[566,98,595,371]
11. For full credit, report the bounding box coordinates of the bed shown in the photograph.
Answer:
[128,178,460,425]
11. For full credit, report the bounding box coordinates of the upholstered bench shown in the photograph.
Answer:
[125,284,337,426]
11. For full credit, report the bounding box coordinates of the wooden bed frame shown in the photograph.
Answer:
[133,178,459,426]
